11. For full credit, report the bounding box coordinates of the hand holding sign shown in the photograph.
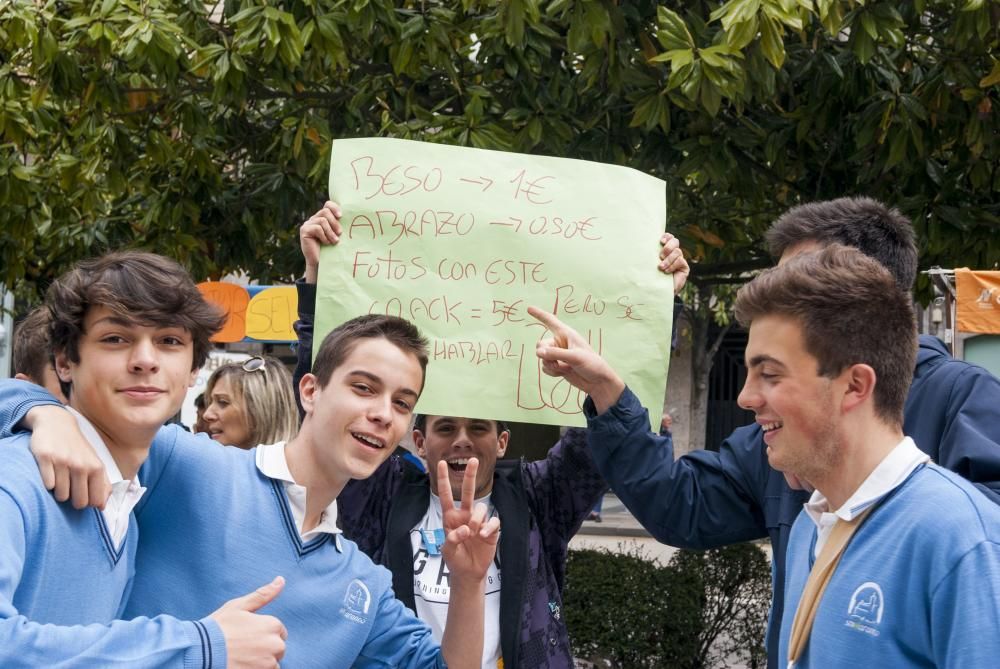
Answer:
[301,201,343,283]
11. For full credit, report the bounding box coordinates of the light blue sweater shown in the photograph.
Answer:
[127,424,447,668]
[0,434,224,669]
[779,464,1000,668]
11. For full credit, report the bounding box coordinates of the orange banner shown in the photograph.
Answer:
[956,269,1000,334]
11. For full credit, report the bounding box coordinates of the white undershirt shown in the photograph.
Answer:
[66,407,145,550]
[804,436,929,559]
[410,492,502,669]
[255,442,343,548]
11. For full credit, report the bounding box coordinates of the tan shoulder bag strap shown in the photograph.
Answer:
[786,505,875,668]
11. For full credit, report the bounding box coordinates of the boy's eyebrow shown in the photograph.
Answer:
[91,315,187,333]
[746,354,785,369]
[90,315,136,328]
[349,370,420,400]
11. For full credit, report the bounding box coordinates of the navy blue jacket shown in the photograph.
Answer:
[585,335,1000,668]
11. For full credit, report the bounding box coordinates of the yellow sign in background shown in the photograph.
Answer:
[315,138,672,428]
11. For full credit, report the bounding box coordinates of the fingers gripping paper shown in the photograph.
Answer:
[316,138,672,428]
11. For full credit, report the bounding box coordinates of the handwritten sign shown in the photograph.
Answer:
[315,137,672,428]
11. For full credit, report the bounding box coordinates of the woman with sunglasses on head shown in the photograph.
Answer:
[203,355,299,449]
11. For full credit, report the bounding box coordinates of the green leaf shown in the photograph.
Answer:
[822,52,843,78]
[726,15,759,51]
[700,80,722,116]
[759,17,784,69]
[853,30,875,65]
[980,60,1000,88]
[885,130,907,169]
[860,13,878,40]
[504,0,526,46]
[656,7,695,51]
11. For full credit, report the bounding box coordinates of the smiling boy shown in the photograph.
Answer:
[293,203,611,668]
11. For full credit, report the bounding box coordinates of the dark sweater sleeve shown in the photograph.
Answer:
[521,427,608,545]
[292,278,318,420]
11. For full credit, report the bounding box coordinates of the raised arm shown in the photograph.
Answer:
[584,387,773,548]
[528,309,773,548]
[292,202,343,417]
[438,458,501,669]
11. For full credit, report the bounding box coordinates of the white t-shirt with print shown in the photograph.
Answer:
[410,493,502,669]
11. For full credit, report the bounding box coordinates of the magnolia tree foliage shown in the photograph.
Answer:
[0,0,998,303]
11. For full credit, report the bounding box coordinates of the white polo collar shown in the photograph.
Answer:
[256,442,343,547]
[65,407,145,549]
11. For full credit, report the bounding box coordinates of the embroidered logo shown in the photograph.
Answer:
[844,581,883,637]
[339,579,372,625]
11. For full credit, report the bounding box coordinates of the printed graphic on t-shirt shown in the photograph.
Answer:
[412,543,503,602]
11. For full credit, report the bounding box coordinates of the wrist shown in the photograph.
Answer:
[588,375,625,415]
[21,404,71,431]
[447,573,487,592]
[304,264,318,284]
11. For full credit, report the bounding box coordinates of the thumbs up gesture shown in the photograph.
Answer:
[209,576,288,668]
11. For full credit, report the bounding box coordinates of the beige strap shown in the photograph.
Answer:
[786,505,875,668]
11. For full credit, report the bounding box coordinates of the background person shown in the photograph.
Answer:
[12,306,67,404]
[192,392,208,434]
[202,355,298,449]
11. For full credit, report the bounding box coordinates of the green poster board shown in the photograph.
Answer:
[316,137,672,428]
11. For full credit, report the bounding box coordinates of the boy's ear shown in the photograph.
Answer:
[413,429,426,457]
[13,372,30,382]
[840,363,877,414]
[53,350,73,383]
[299,373,319,413]
[496,430,510,458]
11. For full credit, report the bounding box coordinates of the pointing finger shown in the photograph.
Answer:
[527,306,574,348]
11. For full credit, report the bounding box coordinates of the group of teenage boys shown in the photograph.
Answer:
[4,194,1000,668]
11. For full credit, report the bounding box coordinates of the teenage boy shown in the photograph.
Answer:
[2,314,499,668]
[0,251,287,667]
[531,247,1000,666]
[612,198,1000,666]
[294,202,610,669]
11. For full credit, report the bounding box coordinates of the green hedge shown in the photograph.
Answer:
[564,543,770,668]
